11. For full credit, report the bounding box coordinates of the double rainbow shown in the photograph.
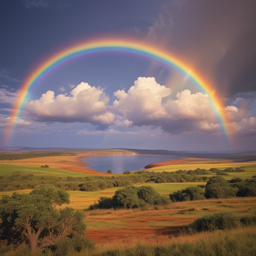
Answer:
[5,37,232,144]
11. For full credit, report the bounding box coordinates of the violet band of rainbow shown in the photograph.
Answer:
[5,38,233,145]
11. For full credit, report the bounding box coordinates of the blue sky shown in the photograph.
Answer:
[1,0,256,151]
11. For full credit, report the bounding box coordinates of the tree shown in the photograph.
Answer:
[169,187,205,202]
[204,176,236,199]
[112,186,139,209]
[236,179,256,197]
[137,186,163,205]
[107,170,112,174]
[0,187,87,253]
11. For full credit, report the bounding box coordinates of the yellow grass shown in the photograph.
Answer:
[149,160,256,172]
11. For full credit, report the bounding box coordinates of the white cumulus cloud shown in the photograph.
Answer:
[113,77,219,134]
[26,82,115,128]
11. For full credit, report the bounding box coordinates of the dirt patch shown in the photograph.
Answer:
[86,226,183,243]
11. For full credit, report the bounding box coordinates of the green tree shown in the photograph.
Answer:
[107,170,112,174]
[205,176,236,199]
[112,186,139,209]
[169,187,205,202]
[0,187,87,253]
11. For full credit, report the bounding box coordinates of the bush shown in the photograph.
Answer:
[80,182,99,191]
[216,172,228,176]
[123,170,130,174]
[107,170,112,174]
[137,186,171,205]
[229,177,243,183]
[236,179,256,197]
[188,212,240,232]
[54,236,94,256]
[169,187,205,202]
[41,164,49,168]
[240,212,256,226]
[113,186,139,209]
[205,176,236,199]
[89,185,171,210]
[97,197,113,209]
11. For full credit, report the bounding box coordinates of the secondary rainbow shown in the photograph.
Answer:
[5,37,233,144]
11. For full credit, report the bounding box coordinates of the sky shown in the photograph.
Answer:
[1,0,256,152]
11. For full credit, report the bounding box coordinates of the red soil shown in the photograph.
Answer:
[86,226,183,243]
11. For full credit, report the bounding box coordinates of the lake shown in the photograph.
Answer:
[82,154,179,174]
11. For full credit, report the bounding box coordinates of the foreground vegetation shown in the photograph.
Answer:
[1,186,256,255]
[1,204,256,256]
[1,152,256,255]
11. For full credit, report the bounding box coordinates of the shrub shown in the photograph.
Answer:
[137,186,169,205]
[236,179,256,197]
[80,182,99,191]
[98,180,108,190]
[229,177,243,183]
[205,176,236,199]
[41,164,49,168]
[54,236,94,256]
[169,187,205,202]
[89,185,171,210]
[112,186,139,209]
[107,170,112,174]
[123,170,130,174]
[240,212,256,226]
[188,212,240,232]
[216,172,228,176]
[96,197,113,209]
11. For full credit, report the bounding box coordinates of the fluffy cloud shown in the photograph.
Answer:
[113,77,171,126]
[232,117,256,136]
[24,77,256,137]
[0,114,30,128]
[0,89,17,104]
[26,82,115,128]
[113,77,219,134]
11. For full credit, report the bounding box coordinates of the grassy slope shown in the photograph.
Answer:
[84,197,256,243]
[149,161,256,179]
[83,226,256,256]
[0,164,92,177]
[0,182,206,210]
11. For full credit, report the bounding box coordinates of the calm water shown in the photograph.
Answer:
[82,154,179,174]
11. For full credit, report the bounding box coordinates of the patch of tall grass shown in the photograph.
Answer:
[2,226,255,256]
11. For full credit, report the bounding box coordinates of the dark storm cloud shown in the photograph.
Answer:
[147,0,256,97]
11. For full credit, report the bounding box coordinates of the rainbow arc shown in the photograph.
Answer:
[5,38,233,145]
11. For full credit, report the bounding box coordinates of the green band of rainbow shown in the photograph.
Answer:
[5,38,233,145]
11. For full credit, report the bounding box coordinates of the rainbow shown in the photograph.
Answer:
[5,37,233,144]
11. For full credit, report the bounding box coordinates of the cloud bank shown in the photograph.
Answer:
[24,77,256,137]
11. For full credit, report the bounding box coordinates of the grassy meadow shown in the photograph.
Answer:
[149,161,256,179]
[0,164,92,177]
[0,152,256,255]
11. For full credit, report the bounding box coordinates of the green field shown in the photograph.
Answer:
[0,182,206,210]
[149,162,256,179]
[0,164,92,177]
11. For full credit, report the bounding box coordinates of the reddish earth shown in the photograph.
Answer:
[86,226,184,243]
[61,164,109,175]
[144,159,194,169]
[60,156,110,175]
